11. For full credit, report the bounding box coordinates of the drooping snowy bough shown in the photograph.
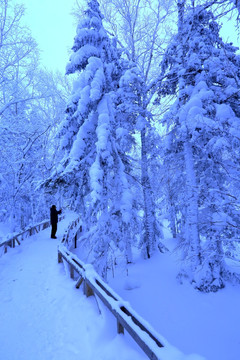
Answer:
[49,0,138,278]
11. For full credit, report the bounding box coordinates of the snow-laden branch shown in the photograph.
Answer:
[0,95,51,116]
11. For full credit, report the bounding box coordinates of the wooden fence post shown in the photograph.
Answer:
[74,234,77,249]
[117,320,124,334]
[84,281,94,297]
[58,251,63,263]
[70,265,75,279]
[76,276,84,289]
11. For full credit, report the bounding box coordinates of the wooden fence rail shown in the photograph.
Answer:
[58,222,166,360]
[0,216,64,255]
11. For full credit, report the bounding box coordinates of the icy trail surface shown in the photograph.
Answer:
[0,214,146,360]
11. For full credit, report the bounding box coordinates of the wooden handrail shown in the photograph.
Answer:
[0,215,64,255]
[58,238,166,360]
[60,216,82,249]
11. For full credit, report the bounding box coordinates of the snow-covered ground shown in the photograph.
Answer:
[107,243,240,360]
[75,227,240,360]
[1,213,240,360]
[0,213,147,360]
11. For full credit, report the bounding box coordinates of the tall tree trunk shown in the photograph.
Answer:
[166,164,177,239]
[141,127,155,258]
[177,0,201,276]
[183,140,201,269]
[140,127,167,258]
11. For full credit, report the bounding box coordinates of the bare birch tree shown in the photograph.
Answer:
[0,0,69,230]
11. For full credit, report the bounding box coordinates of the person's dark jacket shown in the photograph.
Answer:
[50,205,61,225]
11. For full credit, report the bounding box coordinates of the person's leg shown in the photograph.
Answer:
[51,223,57,238]
[54,223,58,238]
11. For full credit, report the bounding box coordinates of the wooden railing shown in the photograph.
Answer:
[0,216,64,255]
[58,221,166,360]
[60,216,82,250]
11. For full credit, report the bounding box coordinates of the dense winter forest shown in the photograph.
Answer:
[1,0,240,293]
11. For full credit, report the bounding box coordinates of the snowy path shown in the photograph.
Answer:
[0,217,146,360]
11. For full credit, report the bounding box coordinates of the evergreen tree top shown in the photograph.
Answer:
[86,0,103,20]
[158,6,240,99]
[66,0,115,75]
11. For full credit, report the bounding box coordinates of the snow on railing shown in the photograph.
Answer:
[57,223,194,360]
[0,216,64,256]
[58,244,166,360]
[60,216,82,251]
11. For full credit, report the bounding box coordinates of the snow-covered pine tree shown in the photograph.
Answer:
[157,4,240,291]
[98,0,170,259]
[52,0,135,277]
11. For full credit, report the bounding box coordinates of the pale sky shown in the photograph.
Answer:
[18,0,78,73]
[15,0,240,74]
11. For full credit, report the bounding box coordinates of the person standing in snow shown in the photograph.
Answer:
[50,205,62,239]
